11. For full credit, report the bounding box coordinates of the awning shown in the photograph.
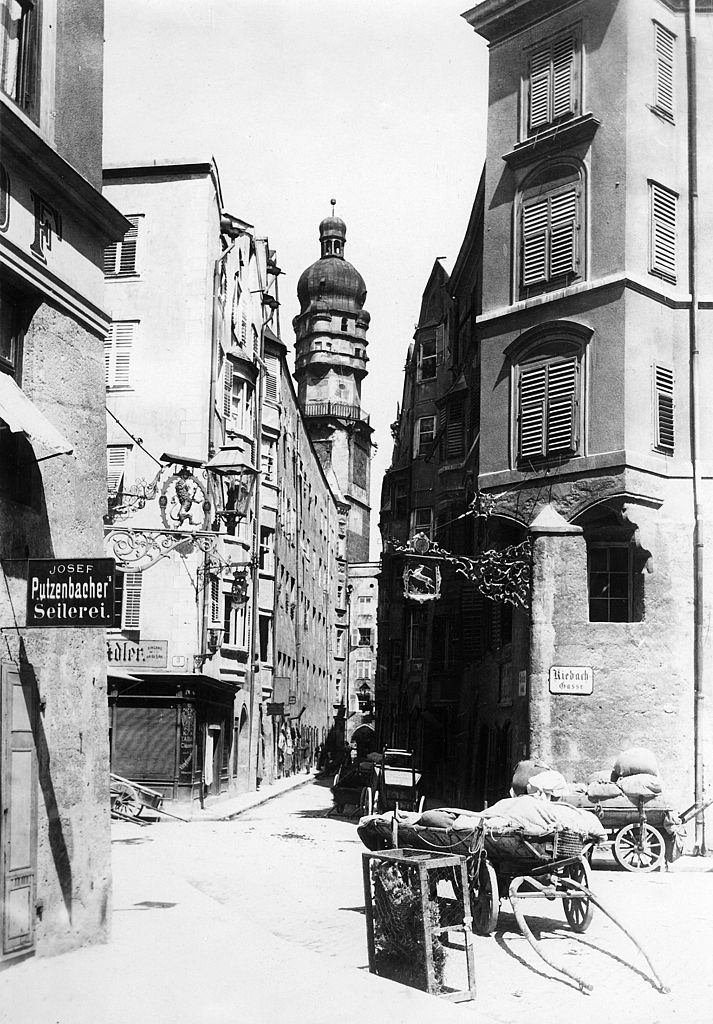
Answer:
[107,668,143,682]
[0,373,73,458]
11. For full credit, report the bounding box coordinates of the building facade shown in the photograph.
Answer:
[380,0,713,842]
[0,0,127,962]
[102,161,343,801]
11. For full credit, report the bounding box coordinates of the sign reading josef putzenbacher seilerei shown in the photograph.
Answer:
[549,666,593,695]
[26,558,115,627]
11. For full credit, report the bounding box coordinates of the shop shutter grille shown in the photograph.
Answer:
[113,705,176,779]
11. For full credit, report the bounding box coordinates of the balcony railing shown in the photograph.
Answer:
[303,401,370,425]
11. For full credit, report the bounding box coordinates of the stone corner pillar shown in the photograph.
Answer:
[527,504,588,765]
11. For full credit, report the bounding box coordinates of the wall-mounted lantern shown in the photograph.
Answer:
[205,446,259,532]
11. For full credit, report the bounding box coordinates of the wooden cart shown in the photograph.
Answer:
[359,748,424,816]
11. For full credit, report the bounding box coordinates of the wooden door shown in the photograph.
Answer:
[1,663,38,960]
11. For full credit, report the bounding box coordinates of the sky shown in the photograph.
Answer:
[103,0,489,556]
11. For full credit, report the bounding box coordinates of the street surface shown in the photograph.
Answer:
[3,777,712,1023]
[120,778,712,1023]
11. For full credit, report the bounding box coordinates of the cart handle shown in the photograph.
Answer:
[678,794,713,825]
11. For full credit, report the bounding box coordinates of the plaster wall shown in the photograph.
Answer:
[54,0,104,189]
[0,304,110,957]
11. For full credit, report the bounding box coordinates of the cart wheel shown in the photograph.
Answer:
[359,787,373,816]
[471,858,499,936]
[561,857,594,933]
[613,822,666,872]
[111,786,142,818]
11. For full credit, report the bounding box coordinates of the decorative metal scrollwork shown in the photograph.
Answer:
[105,528,219,573]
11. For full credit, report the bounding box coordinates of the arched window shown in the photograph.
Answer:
[507,322,591,465]
[517,160,584,297]
[341,317,348,332]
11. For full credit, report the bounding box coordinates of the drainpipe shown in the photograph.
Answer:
[687,0,706,855]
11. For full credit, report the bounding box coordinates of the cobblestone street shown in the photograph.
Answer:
[111,778,712,1024]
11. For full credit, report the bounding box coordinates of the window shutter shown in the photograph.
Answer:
[461,589,484,659]
[107,446,128,493]
[522,198,549,286]
[435,323,445,365]
[651,183,677,282]
[546,358,577,452]
[223,360,233,418]
[118,216,139,275]
[446,399,465,460]
[519,364,547,458]
[654,364,674,452]
[552,35,575,119]
[655,23,674,115]
[264,354,279,401]
[104,336,112,386]
[103,241,118,275]
[107,321,135,387]
[549,189,577,277]
[529,47,551,131]
[122,572,142,630]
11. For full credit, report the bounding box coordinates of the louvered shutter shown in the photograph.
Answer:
[549,189,577,277]
[118,216,139,274]
[519,365,547,458]
[223,360,233,418]
[264,354,279,401]
[546,358,577,452]
[446,398,465,459]
[122,572,142,630]
[461,589,484,659]
[435,324,445,365]
[522,198,549,286]
[104,336,112,386]
[107,446,128,494]
[106,321,135,387]
[655,23,674,115]
[529,47,551,131]
[654,365,674,451]
[552,35,575,119]
[103,241,118,275]
[651,183,677,282]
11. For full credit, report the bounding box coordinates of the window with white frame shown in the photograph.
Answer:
[261,437,277,482]
[414,415,436,457]
[417,335,437,381]
[105,321,136,389]
[649,182,677,283]
[410,506,434,539]
[356,659,371,680]
[1,0,41,119]
[525,30,579,136]
[517,352,580,462]
[104,216,141,276]
[653,22,675,119]
[0,279,27,377]
[653,364,674,453]
[520,163,582,293]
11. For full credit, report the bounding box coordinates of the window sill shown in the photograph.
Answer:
[105,274,141,282]
[106,386,135,393]
[504,113,600,169]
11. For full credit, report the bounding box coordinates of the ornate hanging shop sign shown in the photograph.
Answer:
[159,467,212,532]
[104,528,219,573]
[390,531,532,611]
[402,561,442,602]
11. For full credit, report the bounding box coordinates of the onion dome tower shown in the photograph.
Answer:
[293,203,373,561]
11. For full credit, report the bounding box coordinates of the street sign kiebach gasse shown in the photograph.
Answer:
[26,558,115,628]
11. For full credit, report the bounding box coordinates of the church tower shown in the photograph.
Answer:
[293,207,373,561]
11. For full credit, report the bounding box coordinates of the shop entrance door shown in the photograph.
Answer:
[1,663,38,962]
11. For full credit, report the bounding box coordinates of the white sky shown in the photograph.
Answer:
[103,0,489,556]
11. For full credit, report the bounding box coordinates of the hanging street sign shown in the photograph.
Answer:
[402,560,442,602]
[26,558,115,627]
[266,702,284,716]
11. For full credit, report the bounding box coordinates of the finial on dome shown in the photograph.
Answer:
[330,197,337,212]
